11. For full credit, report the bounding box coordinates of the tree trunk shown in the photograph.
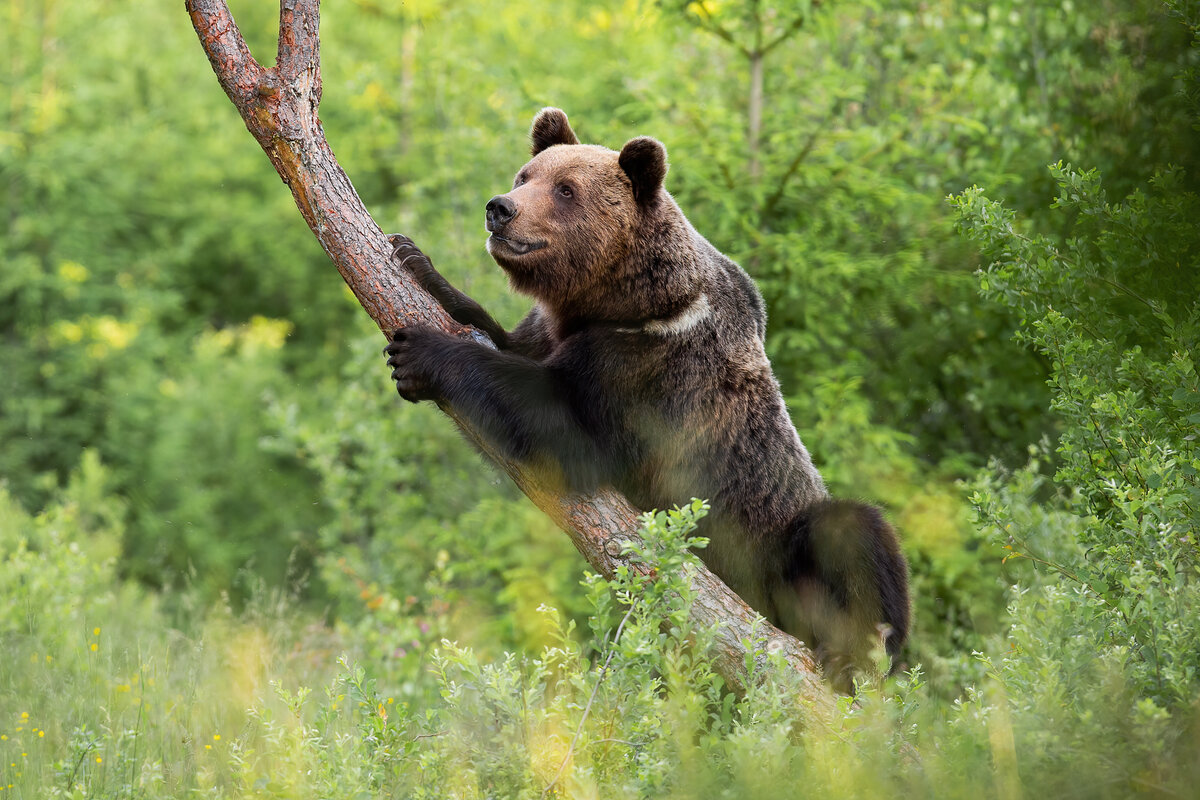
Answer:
[749,50,764,181]
[185,0,833,710]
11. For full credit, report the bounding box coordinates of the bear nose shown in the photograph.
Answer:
[485,195,518,231]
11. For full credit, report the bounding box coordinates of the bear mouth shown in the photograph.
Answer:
[487,234,547,256]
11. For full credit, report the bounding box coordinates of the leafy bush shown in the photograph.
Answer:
[955,162,1200,703]
[951,159,1200,794]
[0,451,126,641]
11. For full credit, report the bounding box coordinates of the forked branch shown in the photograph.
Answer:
[185,0,833,709]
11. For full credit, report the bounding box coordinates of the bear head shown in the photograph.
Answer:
[484,108,678,319]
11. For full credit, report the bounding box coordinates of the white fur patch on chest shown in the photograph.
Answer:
[616,293,712,336]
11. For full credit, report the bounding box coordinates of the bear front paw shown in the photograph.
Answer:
[384,325,445,403]
[387,234,433,272]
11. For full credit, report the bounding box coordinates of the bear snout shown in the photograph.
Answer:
[485,195,518,232]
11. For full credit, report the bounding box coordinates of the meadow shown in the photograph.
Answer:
[2,0,1198,796]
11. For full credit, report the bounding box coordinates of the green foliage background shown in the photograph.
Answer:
[1,0,1198,797]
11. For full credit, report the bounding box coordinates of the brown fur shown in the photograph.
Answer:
[385,109,910,690]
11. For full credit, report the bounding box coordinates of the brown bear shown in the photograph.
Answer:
[385,108,910,689]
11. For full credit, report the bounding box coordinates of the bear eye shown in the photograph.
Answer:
[557,184,574,198]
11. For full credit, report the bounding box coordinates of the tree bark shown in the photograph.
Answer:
[185,0,833,710]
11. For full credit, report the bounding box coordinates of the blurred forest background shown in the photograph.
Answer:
[2,0,1199,797]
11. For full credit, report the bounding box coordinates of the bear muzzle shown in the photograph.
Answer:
[485,194,546,257]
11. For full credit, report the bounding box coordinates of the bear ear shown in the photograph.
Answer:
[530,107,580,155]
[619,137,668,204]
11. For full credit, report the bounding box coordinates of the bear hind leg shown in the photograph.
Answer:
[772,499,910,692]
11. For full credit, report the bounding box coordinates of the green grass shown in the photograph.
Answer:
[5,485,1198,800]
